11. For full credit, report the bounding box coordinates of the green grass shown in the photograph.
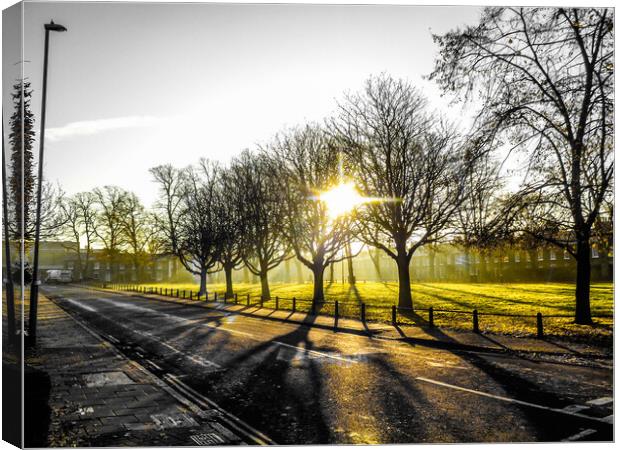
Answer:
[130,281,613,342]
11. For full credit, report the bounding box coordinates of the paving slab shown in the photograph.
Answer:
[26,294,246,447]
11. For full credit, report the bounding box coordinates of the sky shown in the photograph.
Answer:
[3,1,483,207]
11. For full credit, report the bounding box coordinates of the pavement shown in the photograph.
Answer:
[37,284,613,445]
[22,293,270,447]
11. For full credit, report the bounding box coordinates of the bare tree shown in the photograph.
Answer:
[271,125,353,302]
[119,192,154,282]
[178,160,222,296]
[430,7,614,323]
[150,164,187,258]
[215,166,245,298]
[93,186,128,282]
[227,150,290,300]
[454,154,518,280]
[60,192,98,281]
[329,75,472,309]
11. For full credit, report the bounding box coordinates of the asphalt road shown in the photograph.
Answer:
[42,284,613,444]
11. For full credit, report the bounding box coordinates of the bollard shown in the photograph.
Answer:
[429,307,434,327]
[392,305,397,325]
[224,293,227,304]
[311,301,316,315]
[473,309,479,333]
[190,291,193,300]
[292,297,296,312]
[536,312,544,339]
[247,294,250,306]
[176,289,179,297]
[159,287,162,295]
[234,293,238,304]
[165,288,168,296]
[275,296,279,310]
[215,292,218,301]
[334,301,339,320]
[182,290,186,299]
[361,303,366,322]
[260,296,263,308]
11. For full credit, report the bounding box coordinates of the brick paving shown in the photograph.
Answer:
[28,295,245,447]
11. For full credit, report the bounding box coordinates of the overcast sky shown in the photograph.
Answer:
[4,2,482,207]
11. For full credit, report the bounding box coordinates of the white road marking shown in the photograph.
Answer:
[587,397,613,406]
[562,429,597,441]
[562,404,589,413]
[65,298,97,312]
[415,377,612,424]
[96,297,353,363]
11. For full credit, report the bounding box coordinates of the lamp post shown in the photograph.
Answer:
[28,20,67,345]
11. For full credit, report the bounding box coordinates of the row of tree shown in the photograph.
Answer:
[4,8,613,326]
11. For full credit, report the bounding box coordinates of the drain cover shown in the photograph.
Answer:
[83,371,134,387]
[151,413,199,430]
[190,433,226,445]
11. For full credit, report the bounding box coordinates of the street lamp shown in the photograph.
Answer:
[28,20,67,345]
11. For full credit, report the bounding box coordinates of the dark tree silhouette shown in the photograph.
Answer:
[178,160,222,296]
[430,7,614,323]
[226,150,289,300]
[271,125,353,302]
[330,75,472,309]
[60,192,98,280]
[93,186,128,282]
[216,165,245,298]
[8,80,35,241]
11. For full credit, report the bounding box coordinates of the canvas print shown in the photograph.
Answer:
[1,1,614,447]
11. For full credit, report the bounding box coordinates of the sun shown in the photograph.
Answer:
[319,182,365,219]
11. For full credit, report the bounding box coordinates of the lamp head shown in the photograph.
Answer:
[45,20,67,32]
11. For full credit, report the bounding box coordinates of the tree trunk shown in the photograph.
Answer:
[329,262,334,284]
[575,238,593,324]
[396,252,413,309]
[345,242,356,285]
[198,265,207,296]
[224,265,234,298]
[312,265,325,302]
[260,271,271,300]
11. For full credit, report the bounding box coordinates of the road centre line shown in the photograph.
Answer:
[64,298,97,312]
[94,296,354,363]
[415,377,612,424]
[562,429,598,441]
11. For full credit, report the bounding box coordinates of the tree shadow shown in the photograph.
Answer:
[194,316,332,444]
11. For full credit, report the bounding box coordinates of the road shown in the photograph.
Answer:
[42,284,613,444]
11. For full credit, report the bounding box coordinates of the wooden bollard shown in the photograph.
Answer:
[247,294,250,306]
[190,291,193,300]
[392,305,397,325]
[473,309,479,333]
[536,312,544,339]
[361,303,366,322]
[182,290,186,299]
[275,296,279,310]
[260,296,263,308]
[176,289,179,297]
[234,293,238,304]
[215,292,218,301]
[334,301,339,320]
[292,297,296,312]
[429,307,434,327]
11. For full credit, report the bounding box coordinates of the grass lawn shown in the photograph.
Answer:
[130,281,613,342]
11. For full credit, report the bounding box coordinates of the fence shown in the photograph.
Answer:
[101,283,613,339]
